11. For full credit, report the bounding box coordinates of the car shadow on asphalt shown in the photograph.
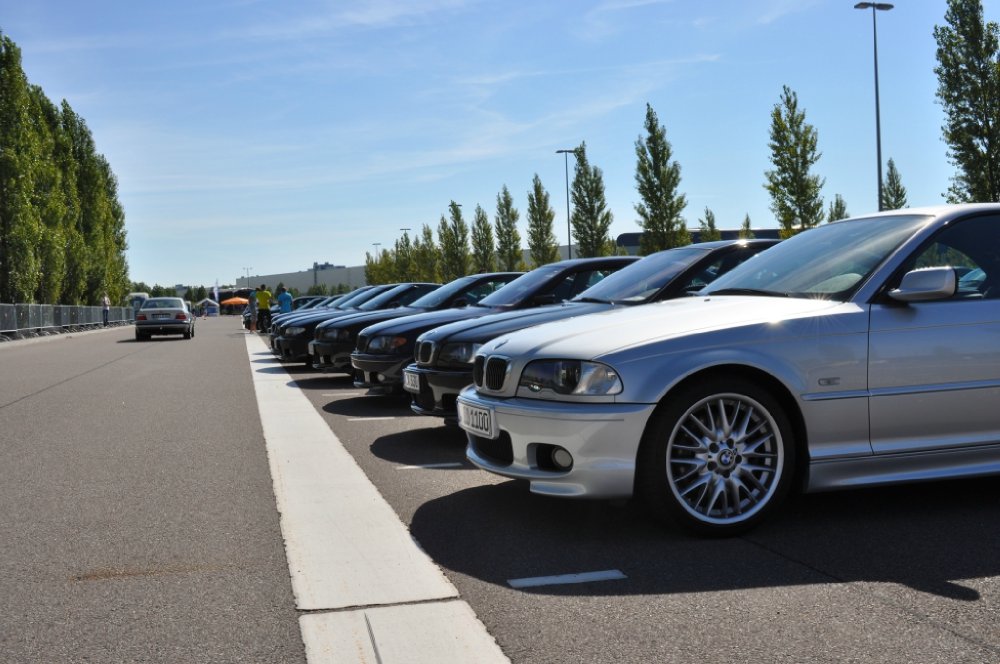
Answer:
[321,392,416,417]
[367,426,471,468]
[409,477,1000,601]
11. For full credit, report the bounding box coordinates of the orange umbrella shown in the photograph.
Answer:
[221,296,248,305]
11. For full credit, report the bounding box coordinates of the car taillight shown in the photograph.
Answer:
[175,312,188,320]
[136,314,147,321]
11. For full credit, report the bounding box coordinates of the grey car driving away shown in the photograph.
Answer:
[457,204,1000,536]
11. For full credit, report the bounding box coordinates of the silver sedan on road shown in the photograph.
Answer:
[134,297,195,340]
[457,205,1000,536]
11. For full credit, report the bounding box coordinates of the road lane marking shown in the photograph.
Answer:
[396,462,464,470]
[347,417,396,422]
[245,334,509,664]
[508,569,627,589]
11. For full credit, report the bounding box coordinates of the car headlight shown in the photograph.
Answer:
[438,342,482,365]
[285,326,306,337]
[367,335,407,353]
[519,360,622,396]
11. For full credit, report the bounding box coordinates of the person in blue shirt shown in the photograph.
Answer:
[276,286,293,314]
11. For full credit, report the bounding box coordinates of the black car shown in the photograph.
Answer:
[403,239,780,419]
[273,283,440,364]
[269,287,382,350]
[308,272,522,378]
[266,290,366,337]
[351,256,639,395]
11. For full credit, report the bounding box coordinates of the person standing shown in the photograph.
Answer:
[101,292,111,326]
[247,290,258,332]
[276,286,293,314]
[255,284,273,332]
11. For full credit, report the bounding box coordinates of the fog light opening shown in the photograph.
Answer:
[376,373,387,383]
[551,447,573,470]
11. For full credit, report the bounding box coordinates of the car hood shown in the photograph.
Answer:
[420,301,608,345]
[359,305,496,337]
[317,306,425,331]
[482,296,848,361]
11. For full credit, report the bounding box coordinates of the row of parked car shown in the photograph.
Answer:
[264,205,1000,536]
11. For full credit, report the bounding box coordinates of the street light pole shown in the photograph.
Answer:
[243,266,252,289]
[855,2,893,211]
[556,149,578,259]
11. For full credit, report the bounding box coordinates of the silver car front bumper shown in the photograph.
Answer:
[457,386,656,499]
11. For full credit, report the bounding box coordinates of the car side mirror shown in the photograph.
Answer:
[888,267,957,302]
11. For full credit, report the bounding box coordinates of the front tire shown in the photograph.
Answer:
[637,376,794,536]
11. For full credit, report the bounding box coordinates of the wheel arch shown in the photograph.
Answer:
[635,363,810,494]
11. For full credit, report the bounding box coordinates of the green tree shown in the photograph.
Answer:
[470,204,496,273]
[635,103,688,253]
[393,231,414,281]
[412,224,441,282]
[0,35,42,302]
[697,207,722,242]
[364,249,395,285]
[494,185,524,271]
[738,214,755,239]
[526,174,559,267]
[764,86,825,238]
[437,201,470,281]
[934,0,1000,202]
[570,143,614,257]
[881,158,908,209]
[827,194,849,222]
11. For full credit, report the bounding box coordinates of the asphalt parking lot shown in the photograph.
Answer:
[3,317,999,663]
[281,350,1000,663]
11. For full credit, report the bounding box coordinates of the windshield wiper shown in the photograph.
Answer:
[705,288,789,297]
[571,297,610,304]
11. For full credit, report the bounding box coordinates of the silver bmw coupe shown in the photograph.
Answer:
[457,205,1000,536]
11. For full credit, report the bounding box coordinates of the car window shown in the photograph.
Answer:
[705,214,930,300]
[901,216,1000,300]
[550,269,616,301]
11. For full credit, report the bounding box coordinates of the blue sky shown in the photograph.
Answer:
[0,0,981,288]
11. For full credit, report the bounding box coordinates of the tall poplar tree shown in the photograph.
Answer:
[881,158,908,209]
[526,174,559,267]
[764,86,825,237]
[739,214,755,239]
[827,194,849,222]
[934,0,1000,202]
[438,201,470,281]
[394,231,414,281]
[697,207,722,241]
[412,224,441,282]
[494,185,524,271]
[470,204,496,273]
[570,143,614,257]
[0,34,42,302]
[635,103,688,253]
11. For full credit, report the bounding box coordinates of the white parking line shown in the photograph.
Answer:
[347,416,396,422]
[396,462,464,470]
[508,569,628,589]
[321,392,368,398]
[245,334,508,664]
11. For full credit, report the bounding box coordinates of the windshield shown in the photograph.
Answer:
[704,215,931,300]
[409,276,476,308]
[573,247,706,304]
[336,287,384,309]
[357,284,414,311]
[477,265,563,307]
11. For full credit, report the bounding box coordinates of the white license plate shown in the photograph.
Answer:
[403,370,420,392]
[152,313,170,319]
[458,401,495,439]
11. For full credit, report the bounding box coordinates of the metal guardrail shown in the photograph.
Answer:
[0,303,133,341]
